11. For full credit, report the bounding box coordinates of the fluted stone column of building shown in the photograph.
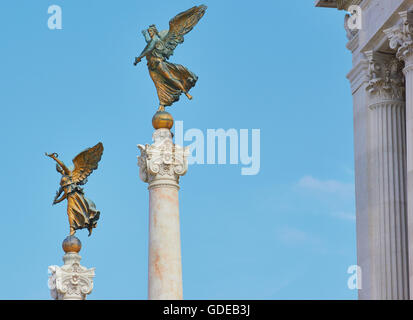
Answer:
[385,10,413,297]
[365,50,408,299]
[48,236,95,300]
[138,127,189,300]
[316,0,411,300]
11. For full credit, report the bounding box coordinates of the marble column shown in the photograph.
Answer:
[385,10,413,298]
[365,50,408,299]
[48,236,95,300]
[138,128,189,300]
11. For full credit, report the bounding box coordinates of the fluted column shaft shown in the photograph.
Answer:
[138,128,189,300]
[403,61,413,297]
[385,11,413,298]
[366,51,408,299]
[370,101,408,299]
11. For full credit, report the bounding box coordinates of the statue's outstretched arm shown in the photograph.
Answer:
[45,153,70,175]
[134,39,156,65]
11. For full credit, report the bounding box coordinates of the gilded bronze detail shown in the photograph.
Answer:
[134,5,207,112]
[46,143,104,237]
[152,111,174,130]
[62,235,82,253]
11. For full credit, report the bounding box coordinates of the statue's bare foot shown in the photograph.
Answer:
[70,227,75,236]
[185,92,193,100]
[157,105,165,112]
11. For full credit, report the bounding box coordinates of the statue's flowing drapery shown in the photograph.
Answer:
[148,57,198,106]
[66,185,100,235]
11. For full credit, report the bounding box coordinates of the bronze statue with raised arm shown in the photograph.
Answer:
[134,5,207,112]
[46,143,104,237]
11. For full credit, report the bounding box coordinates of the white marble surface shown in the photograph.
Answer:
[48,252,95,300]
[319,0,413,299]
[138,128,189,300]
[366,50,408,299]
[385,11,413,297]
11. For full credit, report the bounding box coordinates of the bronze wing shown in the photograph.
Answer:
[71,142,104,184]
[161,5,207,59]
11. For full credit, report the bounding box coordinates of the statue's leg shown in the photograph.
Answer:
[157,105,165,112]
[158,63,191,97]
[67,209,76,236]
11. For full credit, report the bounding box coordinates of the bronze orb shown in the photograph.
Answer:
[62,235,82,253]
[152,111,174,130]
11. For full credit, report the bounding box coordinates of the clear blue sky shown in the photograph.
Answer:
[0,0,356,299]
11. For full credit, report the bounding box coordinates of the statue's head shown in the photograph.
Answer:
[148,24,158,38]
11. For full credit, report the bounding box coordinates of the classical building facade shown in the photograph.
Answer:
[316,0,413,299]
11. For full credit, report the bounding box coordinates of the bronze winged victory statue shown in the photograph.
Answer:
[46,143,104,237]
[134,5,207,112]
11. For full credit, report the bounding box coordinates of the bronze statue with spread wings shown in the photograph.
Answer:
[134,5,207,112]
[46,143,104,236]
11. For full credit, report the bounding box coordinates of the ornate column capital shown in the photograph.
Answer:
[138,129,189,189]
[365,51,405,105]
[48,253,95,300]
[384,11,413,62]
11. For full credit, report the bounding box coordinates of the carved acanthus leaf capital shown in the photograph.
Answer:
[48,253,95,300]
[138,129,189,187]
[365,51,405,102]
[384,11,413,62]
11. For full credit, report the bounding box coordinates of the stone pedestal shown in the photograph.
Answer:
[48,236,95,300]
[138,128,189,300]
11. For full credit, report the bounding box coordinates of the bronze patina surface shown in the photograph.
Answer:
[46,143,104,237]
[62,235,82,253]
[152,111,174,129]
[134,5,207,112]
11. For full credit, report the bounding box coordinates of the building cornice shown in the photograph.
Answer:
[346,58,370,94]
[316,0,363,10]
[315,0,337,8]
